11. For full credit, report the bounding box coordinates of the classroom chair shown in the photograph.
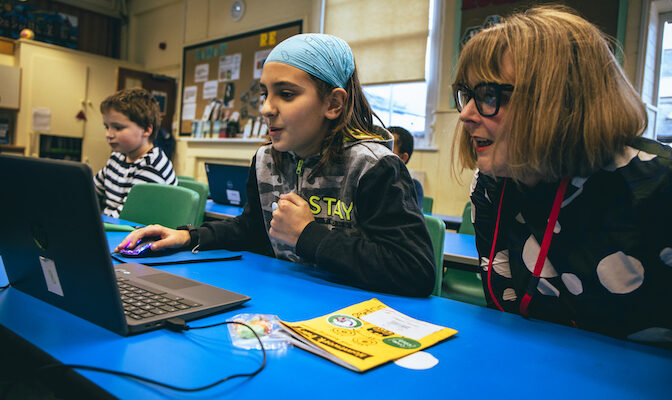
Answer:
[441,268,487,307]
[458,202,475,235]
[177,180,209,225]
[441,203,485,306]
[119,183,200,229]
[422,196,434,214]
[423,214,445,296]
[177,175,195,182]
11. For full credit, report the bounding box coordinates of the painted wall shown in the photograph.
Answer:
[123,0,645,217]
[0,53,14,66]
[13,40,143,172]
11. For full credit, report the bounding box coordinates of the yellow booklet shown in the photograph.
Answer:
[279,298,458,372]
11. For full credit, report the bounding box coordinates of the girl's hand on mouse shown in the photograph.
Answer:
[114,224,191,252]
[269,192,314,246]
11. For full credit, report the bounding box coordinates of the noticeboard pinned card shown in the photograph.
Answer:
[180,21,301,135]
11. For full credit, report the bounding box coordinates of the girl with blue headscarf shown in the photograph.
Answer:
[118,33,435,297]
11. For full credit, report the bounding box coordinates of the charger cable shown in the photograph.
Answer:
[1,319,266,398]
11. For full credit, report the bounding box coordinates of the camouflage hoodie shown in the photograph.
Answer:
[185,129,435,297]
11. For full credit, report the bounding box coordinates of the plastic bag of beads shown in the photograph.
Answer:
[227,313,291,350]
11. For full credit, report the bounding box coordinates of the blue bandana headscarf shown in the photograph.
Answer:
[264,33,355,89]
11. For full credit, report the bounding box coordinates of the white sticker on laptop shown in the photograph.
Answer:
[226,189,241,205]
[39,256,64,296]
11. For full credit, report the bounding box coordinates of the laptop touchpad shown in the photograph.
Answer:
[138,273,200,290]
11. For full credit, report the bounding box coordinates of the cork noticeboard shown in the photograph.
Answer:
[180,21,302,136]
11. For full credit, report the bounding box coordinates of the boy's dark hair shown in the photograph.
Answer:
[100,88,161,142]
[388,126,414,162]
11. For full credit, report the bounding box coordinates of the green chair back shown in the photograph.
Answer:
[458,202,475,235]
[442,269,487,307]
[423,214,445,296]
[177,175,195,182]
[422,196,434,214]
[177,180,209,225]
[119,183,200,229]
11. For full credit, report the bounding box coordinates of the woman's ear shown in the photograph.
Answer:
[324,88,347,120]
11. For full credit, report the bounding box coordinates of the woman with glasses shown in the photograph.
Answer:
[452,5,672,347]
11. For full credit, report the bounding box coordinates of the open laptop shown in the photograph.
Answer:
[0,154,250,336]
[205,162,249,206]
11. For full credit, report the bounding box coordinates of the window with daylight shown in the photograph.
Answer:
[364,82,428,138]
[655,14,672,142]
[324,0,437,147]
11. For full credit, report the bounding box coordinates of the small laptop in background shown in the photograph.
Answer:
[0,155,250,336]
[205,162,249,206]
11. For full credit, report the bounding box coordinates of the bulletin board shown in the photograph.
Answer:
[180,21,302,136]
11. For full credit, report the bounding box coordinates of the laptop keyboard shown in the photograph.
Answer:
[117,278,202,320]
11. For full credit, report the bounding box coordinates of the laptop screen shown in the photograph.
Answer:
[204,163,250,206]
[0,155,250,336]
[0,154,128,334]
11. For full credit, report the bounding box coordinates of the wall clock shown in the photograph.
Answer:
[231,0,245,21]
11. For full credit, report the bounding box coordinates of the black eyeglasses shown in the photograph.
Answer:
[453,82,514,117]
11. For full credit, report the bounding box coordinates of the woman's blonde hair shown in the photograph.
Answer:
[453,5,647,181]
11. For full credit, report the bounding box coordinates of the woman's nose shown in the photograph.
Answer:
[458,98,479,123]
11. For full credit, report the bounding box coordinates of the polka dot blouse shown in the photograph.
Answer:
[470,137,672,347]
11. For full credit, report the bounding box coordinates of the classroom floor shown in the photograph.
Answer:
[0,326,112,400]
[0,379,60,400]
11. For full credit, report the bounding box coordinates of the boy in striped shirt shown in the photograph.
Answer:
[94,88,177,218]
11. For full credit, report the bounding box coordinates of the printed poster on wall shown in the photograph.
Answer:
[181,103,196,120]
[183,86,197,103]
[253,49,272,79]
[32,107,51,132]
[194,64,209,83]
[219,53,242,81]
[203,80,219,99]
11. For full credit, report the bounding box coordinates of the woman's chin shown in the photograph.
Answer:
[476,160,493,176]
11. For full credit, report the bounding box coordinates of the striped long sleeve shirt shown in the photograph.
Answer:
[93,147,177,218]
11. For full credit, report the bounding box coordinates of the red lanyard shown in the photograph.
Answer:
[486,178,569,317]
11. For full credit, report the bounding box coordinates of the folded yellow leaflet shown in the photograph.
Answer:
[279,298,457,372]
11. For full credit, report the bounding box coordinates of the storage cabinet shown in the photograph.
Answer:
[14,39,143,172]
[0,64,20,109]
[27,52,88,138]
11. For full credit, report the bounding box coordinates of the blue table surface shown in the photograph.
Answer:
[205,199,245,218]
[444,231,478,260]
[2,231,671,400]
[203,202,480,265]
[101,214,145,227]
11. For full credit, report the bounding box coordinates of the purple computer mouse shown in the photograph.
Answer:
[119,238,162,257]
